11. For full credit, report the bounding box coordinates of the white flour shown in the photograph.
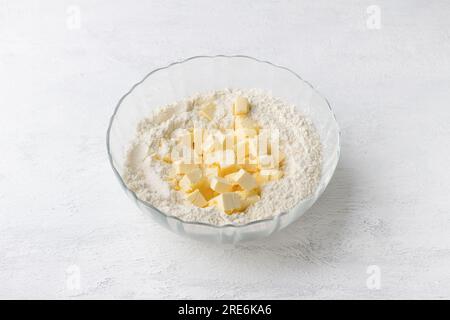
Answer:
[123,89,322,225]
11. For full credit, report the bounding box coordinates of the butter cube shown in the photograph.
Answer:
[235,140,248,163]
[248,138,258,158]
[200,102,216,121]
[218,149,236,166]
[235,128,258,140]
[162,154,172,163]
[173,161,198,174]
[233,169,258,191]
[204,149,234,166]
[192,128,203,163]
[244,194,261,207]
[197,178,216,201]
[219,150,236,167]
[204,151,219,165]
[241,163,258,173]
[172,128,190,139]
[268,145,285,164]
[258,155,276,169]
[166,167,178,180]
[186,189,208,208]
[202,138,217,154]
[224,171,239,184]
[204,166,219,177]
[241,160,258,173]
[233,96,250,115]
[219,163,240,177]
[235,116,258,131]
[202,133,224,153]
[210,177,233,193]
[236,188,260,199]
[260,169,283,181]
[236,138,257,164]
[241,194,260,210]
[214,192,242,214]
[224,131,235,150]
[253,172,269,185]
[175,131,193,149]
[166,178,179,190]
[179,168,203,192]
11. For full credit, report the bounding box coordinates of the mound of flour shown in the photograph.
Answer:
[123,89,322,226]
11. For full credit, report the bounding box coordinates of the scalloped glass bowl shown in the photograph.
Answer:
[107,55,340,243]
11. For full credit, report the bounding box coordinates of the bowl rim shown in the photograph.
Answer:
[106,54,341,229]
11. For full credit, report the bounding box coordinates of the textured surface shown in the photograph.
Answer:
[1,0,450,299]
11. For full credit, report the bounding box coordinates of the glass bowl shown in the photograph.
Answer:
[107,55,340,243]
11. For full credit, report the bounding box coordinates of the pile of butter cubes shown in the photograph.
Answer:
[155,97,284,215]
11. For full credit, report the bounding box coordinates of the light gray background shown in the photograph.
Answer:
[1,0,450,299]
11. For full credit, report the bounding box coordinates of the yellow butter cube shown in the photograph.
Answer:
[233,169,258,191]
[202,133,223,153]
[246,194,260,204]
[205,150,235,172]
[179,168,203,192]
[214,192,242,214]
[260,169,283,181]
[235,128,258,141]
[241,159,258,173]
[241,163,258,173]
[224,131,235,150]
[235,140,248,163]
[203,151,218,165]
[202,139,217,154]
[151,152,160,161]
[197,178,216,201]
[224,171,239,184]
[202,136,213,153]
[248,138,258,158]
[166,167,178,180]
[204,166,219,177]
[267,145,285,164]
[200,102,216,121]
[253,172,269,185]
[208,196,218,207]
[233,97,250,115]
[186,189,208,208]
[218,149,236,167]
[175,131,193,150]
[219,163,240,177]
[192,128,203,162]
[166,178,179,190]
[162,154,172,163]
[235,116,258,131]
[173,161,198,174]
[258,155,276,169]
[241,194,260,210]
[236,138,257,164]
[210,176,233,193]
[236,188,260,199]
[204,149,233,166]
